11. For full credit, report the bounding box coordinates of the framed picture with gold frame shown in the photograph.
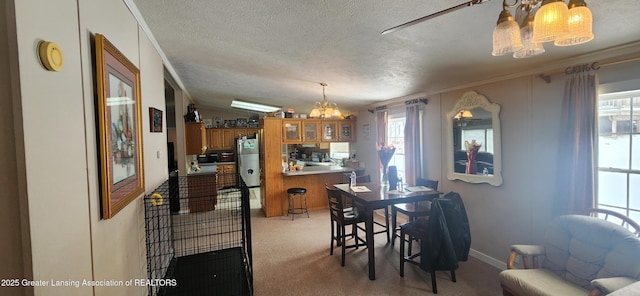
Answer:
[95,33,145,219]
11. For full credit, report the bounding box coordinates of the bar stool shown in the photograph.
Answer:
[287,187,309,220]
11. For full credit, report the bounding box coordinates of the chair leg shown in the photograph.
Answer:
[451,270,456,282]
[354,223,359,250]
[330,220,335,255]
[431,271,438,294]
[391,207,398,246]
[341,224,346,267]
[384,206,390,243]
[399,230,405,277]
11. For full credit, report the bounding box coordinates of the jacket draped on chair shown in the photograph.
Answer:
[419,192,471,272]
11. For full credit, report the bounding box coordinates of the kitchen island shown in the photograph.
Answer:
[273,166,364,216]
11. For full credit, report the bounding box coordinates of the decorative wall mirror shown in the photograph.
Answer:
[446,91,502,186]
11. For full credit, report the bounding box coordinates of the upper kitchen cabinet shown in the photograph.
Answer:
[234,128,259,139]
[321,121,338,142]
[207,128,236,150]
[302,120,320,142]
[282,119,302,143]
[338,120,355,142]
[185,122,207,155]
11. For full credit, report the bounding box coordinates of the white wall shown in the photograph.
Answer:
[7,0,169,295]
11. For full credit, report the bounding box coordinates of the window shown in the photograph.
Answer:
[330,142,350,159]
[597,90,640,223]
[387,115,406,180]
[461,129,494,153]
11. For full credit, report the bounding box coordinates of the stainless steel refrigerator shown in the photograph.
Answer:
[237,136,260,187]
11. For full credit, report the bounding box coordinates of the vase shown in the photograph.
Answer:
[382,164,389,185]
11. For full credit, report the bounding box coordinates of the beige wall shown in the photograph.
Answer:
[1,2,30,296]
[360,45,640,267]
[5,0,170,295]
[13,0,93,295]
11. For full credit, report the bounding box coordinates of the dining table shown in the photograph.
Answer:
[334,182,441,280]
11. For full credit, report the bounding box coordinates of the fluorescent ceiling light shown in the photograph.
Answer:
[230,100,280,113]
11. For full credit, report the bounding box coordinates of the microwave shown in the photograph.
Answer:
[197,152,218,164]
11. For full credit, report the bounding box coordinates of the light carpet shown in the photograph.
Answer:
[250,208,503,296]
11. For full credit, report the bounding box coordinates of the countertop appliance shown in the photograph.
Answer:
[237,136,260,187]
[197,152,218,164]
[219,151,235,162]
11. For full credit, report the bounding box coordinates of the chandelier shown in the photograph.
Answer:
[492,0,594,59]
[309,82,342,119]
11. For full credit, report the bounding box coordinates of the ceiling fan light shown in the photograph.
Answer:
[513,15,545,59]
[554,2,593,46]
[492,10,523,56]
[532,0,569,43]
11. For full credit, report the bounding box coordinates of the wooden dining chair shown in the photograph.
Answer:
[391,178,439,247]
[325,185,367,267]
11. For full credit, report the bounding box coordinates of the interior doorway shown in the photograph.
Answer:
[165,79,177,173]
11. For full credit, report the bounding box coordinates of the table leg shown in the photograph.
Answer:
[366,205,376,280]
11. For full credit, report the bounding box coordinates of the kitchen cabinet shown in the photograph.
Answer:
[321,121,338,142]
[217,164,236,188]
[187,174,217,212]
[207,128,222,150]
[222,129,235,149]
[338,121,355,142]
[207,128,247,150]
[185,122,207,155]
[302,120,320,142]
[234,128,258,139]
[278,119,356,144]
[282,119,302,143]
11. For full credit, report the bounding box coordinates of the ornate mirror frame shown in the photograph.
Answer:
[446,91,503,186]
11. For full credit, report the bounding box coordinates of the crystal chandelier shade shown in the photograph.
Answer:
[554,3,594,46]
[532,0,569,43]
[492,9,523,56]
[513,14,545,58]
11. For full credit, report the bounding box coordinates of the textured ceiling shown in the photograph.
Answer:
[130,0,640,115]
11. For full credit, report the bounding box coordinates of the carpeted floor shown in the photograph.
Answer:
[250,208,503,296]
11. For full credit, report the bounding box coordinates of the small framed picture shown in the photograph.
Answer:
[149,107,163,132]
[213,116,223,128]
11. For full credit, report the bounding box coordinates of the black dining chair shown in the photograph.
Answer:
[325,185,367,267]
[341,174,391,243]
[399,191,471,294]
[391,178,439,247]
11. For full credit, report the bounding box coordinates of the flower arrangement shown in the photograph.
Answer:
[377,143,396,184]
[465,140,482,174]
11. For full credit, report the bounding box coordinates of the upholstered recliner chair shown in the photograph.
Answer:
[498,215,640,296]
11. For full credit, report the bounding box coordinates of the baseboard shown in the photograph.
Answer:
[469,248,506,270]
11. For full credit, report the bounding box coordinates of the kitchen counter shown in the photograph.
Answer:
[188,164,217,175]
[283,165,358,176]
